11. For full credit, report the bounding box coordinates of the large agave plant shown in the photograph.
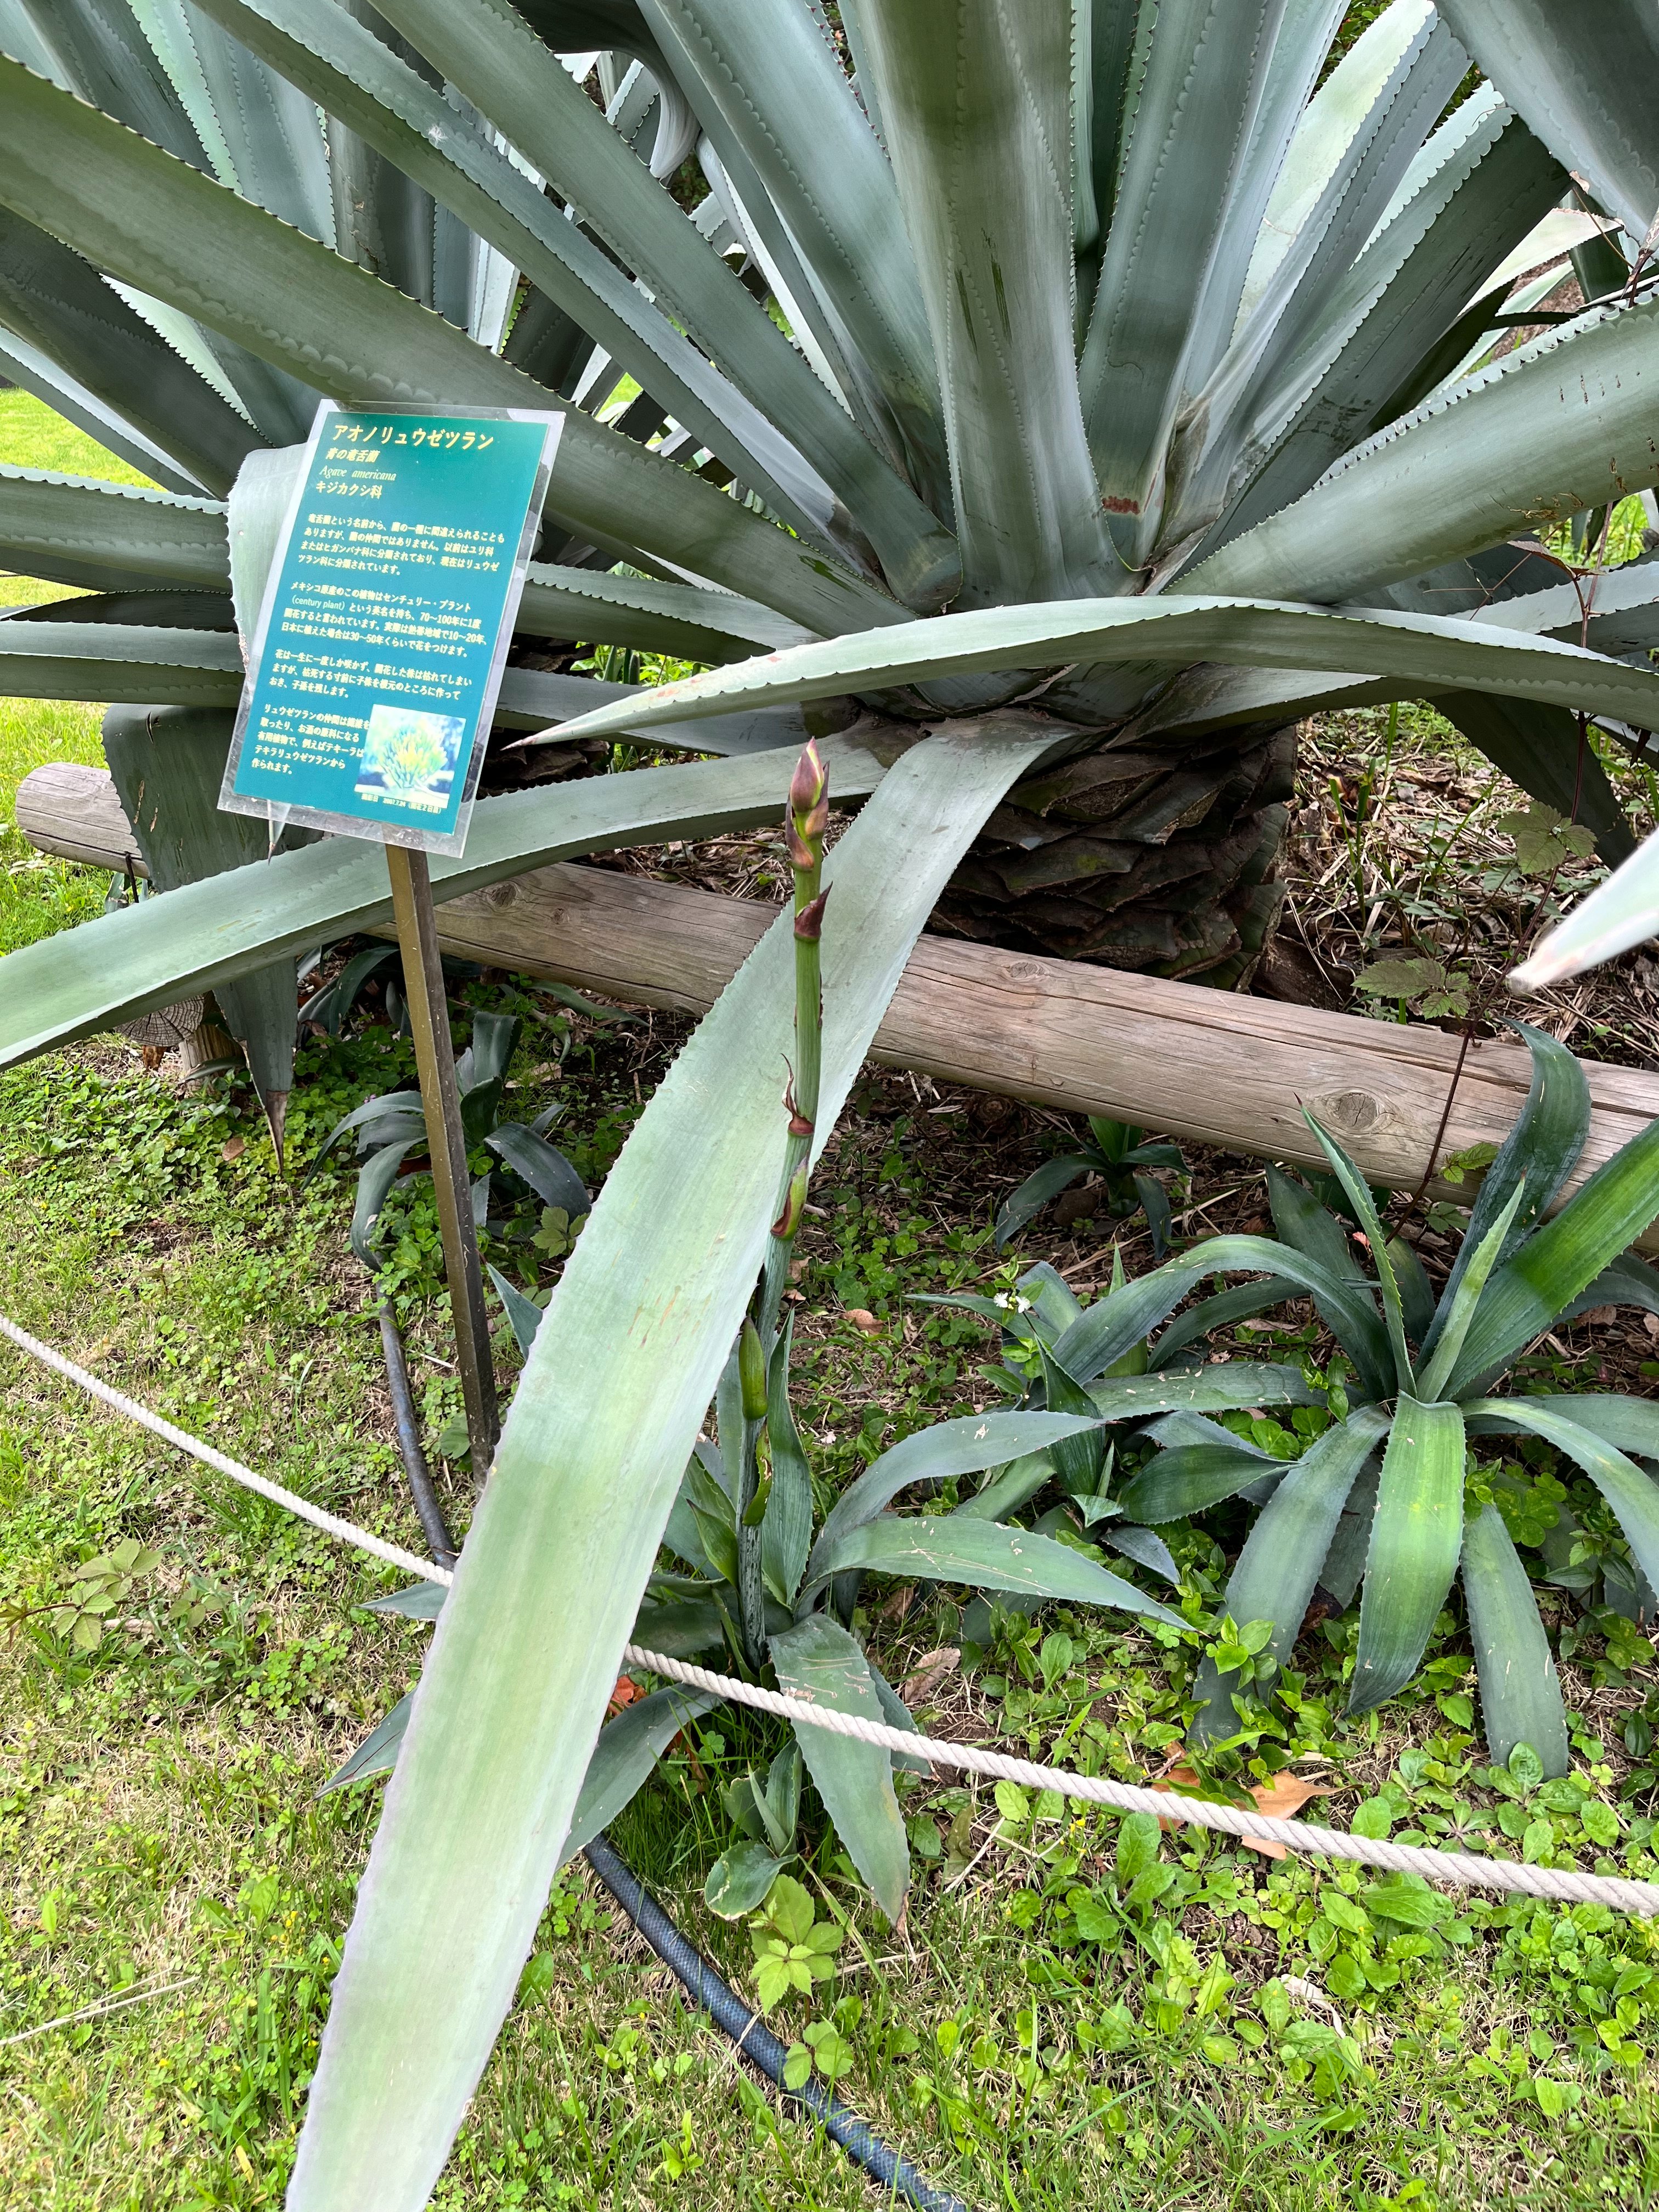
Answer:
[3,2,1659,2201]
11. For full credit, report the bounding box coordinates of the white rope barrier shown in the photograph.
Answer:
[8,1311,1657,1917]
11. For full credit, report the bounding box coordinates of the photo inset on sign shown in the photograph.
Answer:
[354,703,467,816]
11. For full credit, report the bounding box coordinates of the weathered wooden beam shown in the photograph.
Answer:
[428,859,1659,1225]
[18,761,1659,1232]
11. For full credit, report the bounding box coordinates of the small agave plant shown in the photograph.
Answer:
[307,1007,590,1271]
[1051,1025,1659,1778]
[994,1115,1186,1258]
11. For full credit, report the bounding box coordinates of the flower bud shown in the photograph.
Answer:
[771,1161,809,1242]
[738,1318,768,1420]
[794,889,828,942]
[788,738,826,830]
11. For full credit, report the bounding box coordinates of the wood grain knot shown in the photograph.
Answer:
[1315,1088,1385,1136]
[483,881,518,910]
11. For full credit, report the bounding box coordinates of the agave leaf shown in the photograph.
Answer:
[1015,1259,1085,1338]
[853,0,1108,602]
[0,208,264,495]
[1414,1187,1526,1404]
[523,595,1659,750]
[1351,1398,1465,1715]
[809,1409,1105,1579]
[771,1612,908,1923]
[1102,1523,1178,1583]
[366,1580,446,1621]
[17,0,210,163]
[1437,692,1634,866]
[1435,0,1659,244]
[635,0,945,499]
[486,1265,545,1360]
[1075,0,1283,565]
[285,715,1063,2208]
[1176,0,1349,396]
[1132,1171,1173,1262]
[365,0,957,611]
[992,1155,1097,1249]
[1088,1363,1324,1419]
[1183,4,1468,552]
[1238,2,1442,315]
[134,0,337,239]
[0,467,227,595]
[1116,1443,1289,1525]
[1204,89,1565,551]
[350,1141,416,1269]
[1387,1236,1435,1350]
[0,617,236,704]
[192,0,905,577]
[516,566,811,661]
[1267,1163,1358,1277]
[103,702,304,1139]
[2,466,811,659]
[1426,1022,1589,1351]
[761,1314,813,1607]
[0,54,897,638]
[1466,1390,1659,1465]
[1460,1502,1569,1778]
[1513,823,1659,989]
[1147,1276,1301,1369]
[554,1684,721,1870]
[484,1124,590,1220]
[0,326,208,495]
[1051,1235,1391,1404]
[864,1656,934,1778]
[951,1449,1054,1525]
[1476,555,1659,663]
[1190,295,1659,607]
[1444,1115,1659,1397]
[806,1512,1180,1626]
[0,730,895,1073]
[1559,1255,1659,1329]
[319,1691,415,1795]
[1035,1341,1108,1497]
[1303,1110,1415,1395]
[1189,1403,1392,1742]
[1463,1399,1659,1594]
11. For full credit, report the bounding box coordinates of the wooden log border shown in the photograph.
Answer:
[18,760,1659,1239]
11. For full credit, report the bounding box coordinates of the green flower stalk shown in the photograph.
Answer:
[733,742,830,1664]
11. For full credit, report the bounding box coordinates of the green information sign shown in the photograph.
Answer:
[220,402,561,856]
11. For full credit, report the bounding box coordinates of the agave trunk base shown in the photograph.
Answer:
[932,721,1297,989]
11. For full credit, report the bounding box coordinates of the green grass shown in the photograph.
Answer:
[0,390,147,954]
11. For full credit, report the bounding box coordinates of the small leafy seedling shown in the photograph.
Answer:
[748,1874,843,2013]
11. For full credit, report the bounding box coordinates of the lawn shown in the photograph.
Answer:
[0,390,144,958]
[1,394,1657,2211]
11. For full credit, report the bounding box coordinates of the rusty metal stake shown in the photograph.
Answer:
[385,843,500,1476]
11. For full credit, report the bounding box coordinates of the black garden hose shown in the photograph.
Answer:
[376,1300,458,1567]
[584,1832,978,2212]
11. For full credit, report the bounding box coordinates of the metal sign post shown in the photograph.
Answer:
[384,844,499,1471]
[218,401,563,1485]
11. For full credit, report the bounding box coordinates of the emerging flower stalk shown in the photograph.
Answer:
[733,742,829,1664]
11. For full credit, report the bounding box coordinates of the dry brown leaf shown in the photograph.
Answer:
[221,1136,246,1164]
[1578,1305,1617,1328]
[1645,1313,1659,1342]
[844,1308,883,1335]
[901,1646,961,1705]
[1152,1754,1333,1858]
